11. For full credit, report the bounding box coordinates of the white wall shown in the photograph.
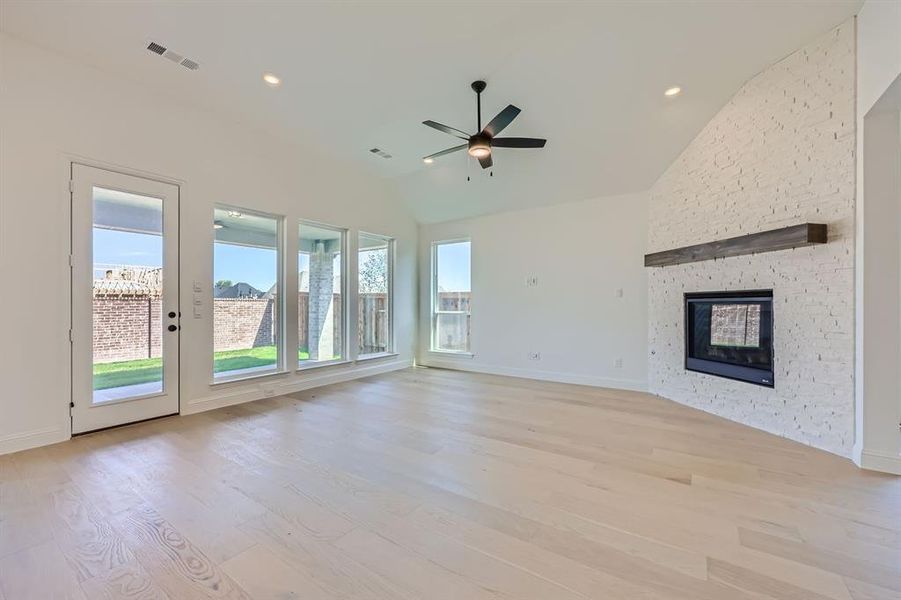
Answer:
[648,22,856,457]
[418,192,648,391]
[0,34,417,455]
[857,0,901,116]
[854,0,901,473]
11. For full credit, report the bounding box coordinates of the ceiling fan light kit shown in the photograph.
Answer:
[422,80,546,171]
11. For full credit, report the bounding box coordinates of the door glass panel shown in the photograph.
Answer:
[92,187,164,403]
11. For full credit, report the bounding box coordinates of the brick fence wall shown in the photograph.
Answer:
[92,296,162,362]
[213,297,277,352]
[92,291,395,363]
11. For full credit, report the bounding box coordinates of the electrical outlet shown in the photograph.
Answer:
[614,357,623,368]
[529,351,541,360]
[525,276,539,287]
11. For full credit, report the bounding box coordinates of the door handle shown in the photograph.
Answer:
[168,324,177,332]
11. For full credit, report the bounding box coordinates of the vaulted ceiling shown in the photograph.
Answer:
[1,1,862,222]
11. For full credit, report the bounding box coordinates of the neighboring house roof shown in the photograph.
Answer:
[214,282,265,299]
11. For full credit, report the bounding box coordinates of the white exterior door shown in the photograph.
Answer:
[71,164,179,433]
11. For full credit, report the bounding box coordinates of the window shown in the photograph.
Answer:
[358,232,394,356]
[431,240,471,353]
[213,207,283,380]
[298,222,346,366]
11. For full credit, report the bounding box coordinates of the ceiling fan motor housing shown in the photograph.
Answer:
[468,135,491,158]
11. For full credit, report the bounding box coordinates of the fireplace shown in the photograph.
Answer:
[685,290,774,387]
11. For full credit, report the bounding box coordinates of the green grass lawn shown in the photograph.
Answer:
[93,346,311,390]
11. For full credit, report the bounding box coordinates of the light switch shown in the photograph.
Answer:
[193,281,202,292]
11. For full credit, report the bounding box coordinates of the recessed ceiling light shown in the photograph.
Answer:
[263,73,281,87]
[423,158,434,164]
[664,86,682,97]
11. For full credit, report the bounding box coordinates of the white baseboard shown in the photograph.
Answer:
[0,426,69,456]
[182,358,413,415]
[856,448,901,475]
[418,357,648,392]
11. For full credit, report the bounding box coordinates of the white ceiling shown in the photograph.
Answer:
[1,1,862,223]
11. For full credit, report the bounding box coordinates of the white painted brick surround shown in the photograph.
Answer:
[648,22,855,457]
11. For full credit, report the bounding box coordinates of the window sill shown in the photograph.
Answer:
[356,351,399,363]
[427,350,474,359]
[210,369,289,386]
[296,359,353,371]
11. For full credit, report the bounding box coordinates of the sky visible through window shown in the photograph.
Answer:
[214,243,276,291]
[437,241,471,292]
[93,228,161,268]
[94,230,278,292]
[96,229,472,295]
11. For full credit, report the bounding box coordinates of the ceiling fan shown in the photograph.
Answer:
[422,80,546,169]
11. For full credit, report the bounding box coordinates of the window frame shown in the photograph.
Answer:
[356,231,395,359]
[211,203,287,384]
[430,238,472,356]
[296,219,350,370]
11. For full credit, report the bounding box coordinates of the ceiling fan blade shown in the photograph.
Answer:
[423,144,467,160]
[481,105,521,137]
[423,120,470,139]
[478,154,493,169]
[491,137,546,148]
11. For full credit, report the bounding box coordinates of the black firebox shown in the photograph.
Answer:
[684,290,774,387]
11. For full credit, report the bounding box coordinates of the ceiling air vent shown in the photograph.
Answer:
[369,148,393,159]
[163,50,184,64]
[146,41,200,71]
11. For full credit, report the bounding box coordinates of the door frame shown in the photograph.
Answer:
[66,156,184,434]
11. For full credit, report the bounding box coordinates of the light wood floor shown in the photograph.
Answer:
[1,367,899,600]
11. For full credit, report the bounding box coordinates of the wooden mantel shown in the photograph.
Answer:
[644,223,828,267]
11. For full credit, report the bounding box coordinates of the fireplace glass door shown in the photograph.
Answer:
[685,291,774,387]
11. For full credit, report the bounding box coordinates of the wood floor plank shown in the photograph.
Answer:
[707,557,839,600]
[0,367,897,599]
[0,540,87,600]
[237,510,416,600]
[48,483,135,581]
[220,544,337,600]
[79,561,173,600]
[738,528,901,592]
[333,527,507,600]
[842,578,901,600]
[108,504,251,599]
